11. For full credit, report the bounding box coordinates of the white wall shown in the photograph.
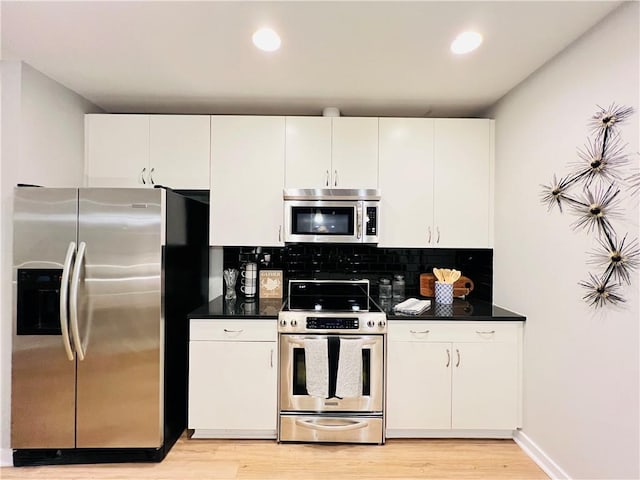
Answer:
[490,3,639,479]
[0,61,102,465]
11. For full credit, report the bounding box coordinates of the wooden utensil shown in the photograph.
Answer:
[433,268,444,283]
[449,270,461,283]
[441,268,452,283]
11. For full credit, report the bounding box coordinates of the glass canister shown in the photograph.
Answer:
[392,274,405,300]
[378,277,392,300]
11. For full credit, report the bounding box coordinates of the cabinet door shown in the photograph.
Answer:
[210,116,285,246]
[331,117,379,188]
[285,116,332,188]
[386,340,451,432]
[85,114,149,187]
[188,341,277,431]
[378,118,435,247]
[433,119,493,247]
[149,115,210,189]
[451,341,519,430]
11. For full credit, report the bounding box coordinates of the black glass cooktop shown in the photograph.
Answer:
[286,279,379,312]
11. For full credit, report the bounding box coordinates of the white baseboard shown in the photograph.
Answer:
[0,447,12,467]
[513,429,570,479]
[386,429,514,439]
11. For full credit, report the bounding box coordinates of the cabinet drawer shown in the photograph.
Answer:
[388,322,521,343]
[190,319,277,342]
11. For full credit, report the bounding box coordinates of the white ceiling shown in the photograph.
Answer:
[1,1,622,117]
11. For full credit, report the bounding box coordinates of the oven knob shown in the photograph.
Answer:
[291,320,298,327]
[280,319,287,327]
[378,320,386,328]
[367,320,375,328]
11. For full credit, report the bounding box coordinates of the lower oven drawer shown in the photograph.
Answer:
[279,415,384,444]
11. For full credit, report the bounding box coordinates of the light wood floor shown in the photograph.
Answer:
[0,437,548,480]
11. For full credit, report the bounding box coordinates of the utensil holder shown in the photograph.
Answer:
[435,281,454,305]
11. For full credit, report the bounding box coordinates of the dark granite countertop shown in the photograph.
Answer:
[188,295,285,319]
[380,298,525,321]
[189,295,525,322]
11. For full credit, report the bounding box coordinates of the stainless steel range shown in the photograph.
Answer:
[278,279,386,444]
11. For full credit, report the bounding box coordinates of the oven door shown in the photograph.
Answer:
[279,334,384,413]
[284,200,362,243]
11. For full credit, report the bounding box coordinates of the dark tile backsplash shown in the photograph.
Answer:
[223,245,493,302]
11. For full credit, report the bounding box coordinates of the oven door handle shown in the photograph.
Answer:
[288,337,379,347]
[295,418,368,432]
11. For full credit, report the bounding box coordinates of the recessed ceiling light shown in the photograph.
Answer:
[450,31,483,55]
[252,28,281,52]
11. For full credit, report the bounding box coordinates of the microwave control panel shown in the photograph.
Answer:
[365,206,377,235]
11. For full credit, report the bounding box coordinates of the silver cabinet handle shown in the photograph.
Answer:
[436,226,441,244]
[149,167,155,185]
[427,226,432,244]
[455,348,461,368]
[409,329,430,334]
[476,330,496,335]
[446,348,450,367]
[59,242,76,361]
[140,168,147,184]
[223,328,243,333]
[270,349,274,368]
[334,169,338,187]
[278,225,282,242]
[70,241,86,361]
[325,170,330,187]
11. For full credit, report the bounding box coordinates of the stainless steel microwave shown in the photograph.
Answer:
[283,189,380,244]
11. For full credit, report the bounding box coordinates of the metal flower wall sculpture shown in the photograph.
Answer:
[541,104,639,308]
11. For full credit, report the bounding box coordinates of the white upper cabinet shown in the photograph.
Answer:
[85,114,149,187]
[378,117,493,248]
[331,117,379,188]
[433,119,493,248]
[284,116,379,189]
[85,114,211,189]
[285,117,332,188]
[149,115,210,189]
[378,118,435,247]
[210,115,285,246]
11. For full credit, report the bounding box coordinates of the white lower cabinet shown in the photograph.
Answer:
[386,322,522,438]
[188,319,277,438]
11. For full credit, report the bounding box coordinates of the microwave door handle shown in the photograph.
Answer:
[59,241,76,361]
[356,205,362,240]
[70,241,86,361]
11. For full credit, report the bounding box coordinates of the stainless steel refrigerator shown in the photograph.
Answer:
[11,186,208,466]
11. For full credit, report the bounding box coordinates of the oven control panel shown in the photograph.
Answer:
[306,317,359,330]
[278,311,387,333]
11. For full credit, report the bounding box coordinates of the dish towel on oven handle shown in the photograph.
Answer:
[336,338,364,398]
[303,338,329,398]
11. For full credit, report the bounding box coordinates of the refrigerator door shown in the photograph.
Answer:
[12,187,78,448]
[75,188,164,448]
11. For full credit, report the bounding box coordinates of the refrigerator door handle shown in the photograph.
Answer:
[70,241,86,361]
[59,241,76,361]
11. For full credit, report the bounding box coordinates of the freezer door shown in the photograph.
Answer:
[12,187,78,448]
[75,188,164,448]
